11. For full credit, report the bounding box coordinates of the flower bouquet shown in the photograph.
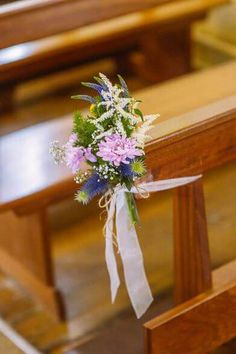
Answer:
[51,73,157,224]
[50,73,200,317]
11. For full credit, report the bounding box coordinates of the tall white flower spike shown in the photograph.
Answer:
[133,114,160,147]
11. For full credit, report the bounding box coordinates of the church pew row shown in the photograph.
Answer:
[143,80,236,352]
[0,0,229,95]
[0,61,236,319]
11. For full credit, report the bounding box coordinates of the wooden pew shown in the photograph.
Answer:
[0,0,174,47]
[0,61,236,319]
[0,0,229,107]
[144,96,236,353]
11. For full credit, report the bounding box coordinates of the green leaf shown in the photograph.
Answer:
[73,111,96,147]
[134,108,144,121]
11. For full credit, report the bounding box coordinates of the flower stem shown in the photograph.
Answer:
[125,192,139,224]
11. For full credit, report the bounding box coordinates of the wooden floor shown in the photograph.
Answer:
[0,332,24,354]
[0,62,235,353]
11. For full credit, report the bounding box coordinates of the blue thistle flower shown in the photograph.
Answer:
[81,173,108,201]
[120,159,146,178]
[120,162,134,178]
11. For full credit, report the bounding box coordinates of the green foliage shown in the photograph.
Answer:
[73,111,96,147]
[134,108,144,122]
[121,117,134,137]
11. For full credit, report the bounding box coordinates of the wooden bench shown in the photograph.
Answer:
[144,94,236,353]
[0,61,236,319]
[145,261,236,353]
[0,0,228,108]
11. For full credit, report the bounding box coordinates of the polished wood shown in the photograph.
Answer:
[0,0,228,49]
[0,0,170,48]
[1,92,235,213]
[173,179,212,304]
[146,96,236,179]
[144,260,236,354]
[144,95,236,353]
[0,210,64,319]
[135,23,192,82]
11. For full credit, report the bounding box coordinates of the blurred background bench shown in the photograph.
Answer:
[0,0,229,110]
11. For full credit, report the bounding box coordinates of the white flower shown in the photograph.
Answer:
[132,114,160,147]
[96,109,115,122]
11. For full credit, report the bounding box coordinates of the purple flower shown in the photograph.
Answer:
[97,134,143,166]
[84,147,97,162]
[65,133,97,173]
[66,146,85,174]
[68,133,77,145]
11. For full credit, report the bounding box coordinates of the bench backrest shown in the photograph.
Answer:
[0,0,175,49]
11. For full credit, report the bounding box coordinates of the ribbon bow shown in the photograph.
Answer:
[101,175,202,318]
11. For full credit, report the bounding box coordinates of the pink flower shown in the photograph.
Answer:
[97,134,143,166]
[65,134,96,174]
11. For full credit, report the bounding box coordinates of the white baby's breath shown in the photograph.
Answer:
[49,141,66,164]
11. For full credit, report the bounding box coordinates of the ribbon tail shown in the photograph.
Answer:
[116,191,153,318]
[132,175,202,193]
[105,193,120,303]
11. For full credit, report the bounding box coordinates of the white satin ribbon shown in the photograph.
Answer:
[103,175,202,318]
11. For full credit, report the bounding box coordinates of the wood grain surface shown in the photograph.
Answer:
[173,179,212,304]
[144,260,236,354]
